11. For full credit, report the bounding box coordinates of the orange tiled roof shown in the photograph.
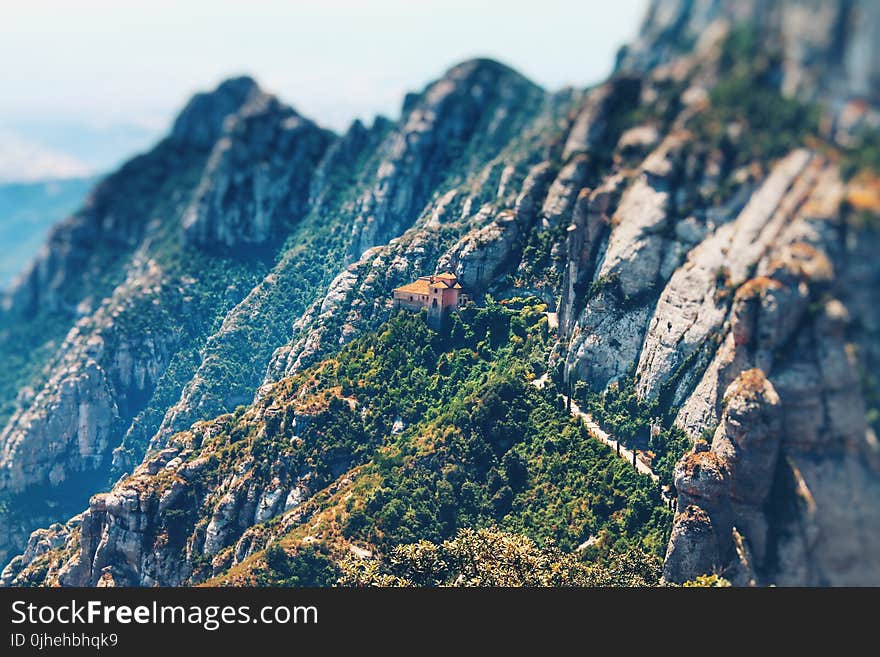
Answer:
[435,272,457,280]
[430,280,450,289]
[394,279,431,295]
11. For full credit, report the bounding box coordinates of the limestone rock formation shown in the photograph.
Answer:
[621,0,880,104]
[182,95,334,248]
[664,369,782,584]
[662,504,720,584]
[2,0,879,588]
[345,58,545,260]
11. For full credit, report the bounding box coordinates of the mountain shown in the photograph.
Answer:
[0,178,93,289]
[1,0,879,587]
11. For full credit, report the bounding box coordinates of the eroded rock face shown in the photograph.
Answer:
[562,76,642,161]
[563,134,690,391]
[0,386,350,587]
[170,76,263,149]
[665,159,880,584]
[440,210,520,291]
[345,58,545,261]
[713,370,784,506]
[663,505,720,584]
[664,369,782,583]
[557,179,620,338]
[637,150,815,404]
[182,95,334,249]
[622,0,880,104]
[3,79,258,320]
[437,161,558,292]
[0,261,181,565]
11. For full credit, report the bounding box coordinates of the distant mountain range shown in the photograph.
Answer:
[0,121,160,184]
[0,177,94,288]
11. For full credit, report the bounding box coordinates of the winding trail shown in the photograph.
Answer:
[531,373,672,504]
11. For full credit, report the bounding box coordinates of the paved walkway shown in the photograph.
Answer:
[531,373,671,504]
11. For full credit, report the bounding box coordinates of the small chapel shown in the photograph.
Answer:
[392,272,469,328]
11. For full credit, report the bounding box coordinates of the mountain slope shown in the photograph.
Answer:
[2,0,879,586]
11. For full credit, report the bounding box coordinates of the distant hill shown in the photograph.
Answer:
[0,177,93,288]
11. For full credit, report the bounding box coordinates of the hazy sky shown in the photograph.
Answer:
[0,0,648,180]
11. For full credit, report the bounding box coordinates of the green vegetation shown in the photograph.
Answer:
[517,223,569,293]
[0,312,70,426]
[860,365,880,439]
[260,544,338,587]
[841,131,880,181]
[682,573,731,588]
[693,25,820,174]
[134,303,673,586]
[328,304,670,561]
[0,146,211,430]
[577,375,690,489]
[339,528,662,587]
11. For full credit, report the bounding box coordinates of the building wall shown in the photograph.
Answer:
[393,278,467,327]
[393,290,429,313]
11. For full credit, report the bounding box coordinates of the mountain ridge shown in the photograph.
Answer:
[1,0,879,586]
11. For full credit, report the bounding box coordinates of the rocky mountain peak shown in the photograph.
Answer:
[180,89,335,249]
[170,75,265,149]
[441,57,533,86]
[343,55,546,260]
[399,56,544,134]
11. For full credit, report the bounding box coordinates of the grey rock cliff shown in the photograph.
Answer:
[170,76,264,149]
[345,59,545,260]
[0,78,283,565]
[622,0,880,104]
[182,94,334,249]
[664,369,782,583]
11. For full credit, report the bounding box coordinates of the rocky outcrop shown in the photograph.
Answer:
[662,504,720,584]
[562,77,641,161]
[665,157,880,584]
[636,149,815,404]
[439,210,519,291]
[563,133,688,390]
[540,156,590,229]
[170,76,264,149]
[674,160,840,436]
[0,376,353,586]
[182,94,334,249]
[621,0,880,105]
[664,369,782,583]
[3,79,258,320]
[437,162,556,292]
[0,77,284,565]
[596,132,687,299]
[0,260,183,565]
[345,58,545,260]
[558,178,622,338]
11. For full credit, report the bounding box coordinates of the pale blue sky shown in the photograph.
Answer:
[0,0,648,180]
